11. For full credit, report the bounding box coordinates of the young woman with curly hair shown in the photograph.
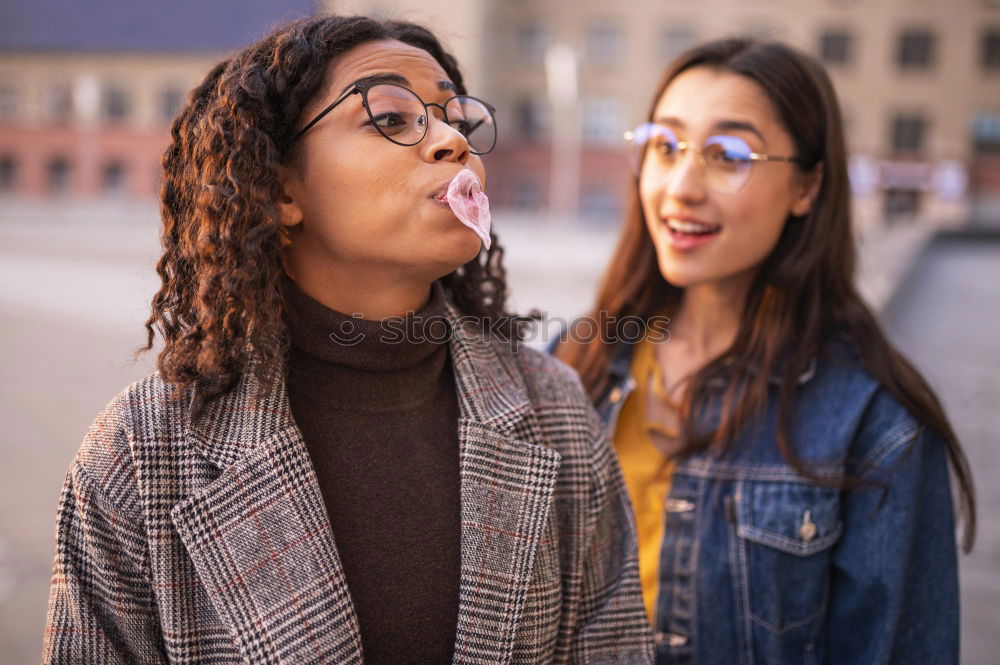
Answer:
[42,15,651,665]
[554,38,975,664]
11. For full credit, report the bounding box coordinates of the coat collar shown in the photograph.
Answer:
[172,299,561,664]
[185,300,536,468]
[607,338,817,388]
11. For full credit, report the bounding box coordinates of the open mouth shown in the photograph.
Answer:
[430,186,449,205]
[666,218,721,236]
[662,217,721,250]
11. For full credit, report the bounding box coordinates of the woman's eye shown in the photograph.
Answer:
[371,112,409,129]
[706,146,749,167]
[450,119,472,136]
[653,139,677,157]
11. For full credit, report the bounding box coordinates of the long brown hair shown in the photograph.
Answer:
[557,38,975,552]
[140,15,521,405]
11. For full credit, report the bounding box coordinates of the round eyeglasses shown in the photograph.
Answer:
[624,123,801,194]
[293,80,498,155]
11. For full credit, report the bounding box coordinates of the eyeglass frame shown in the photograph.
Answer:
[292,79,498,154]
[623,123,802,191]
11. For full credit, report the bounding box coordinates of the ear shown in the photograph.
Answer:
[790,162,824,218]
[276,165,305,229]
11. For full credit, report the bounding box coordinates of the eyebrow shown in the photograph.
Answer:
[655,116,766,143]
[336,73,458,98]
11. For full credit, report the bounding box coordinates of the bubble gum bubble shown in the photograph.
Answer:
[446,169,492,250]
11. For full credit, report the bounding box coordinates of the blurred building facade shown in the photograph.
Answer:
[1,0,997,229]
[333,0,1000,229]
[0,1,319,200]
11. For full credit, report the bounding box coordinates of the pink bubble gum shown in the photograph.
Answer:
[446,169,492,250]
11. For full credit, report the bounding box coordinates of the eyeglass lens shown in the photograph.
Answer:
[364,84,496,154]
[628,122,755,194]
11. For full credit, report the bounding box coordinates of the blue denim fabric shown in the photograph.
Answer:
[554,337,960,665]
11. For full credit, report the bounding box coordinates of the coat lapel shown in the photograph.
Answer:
[170,374,364,665]
[447,306,562,664]
[169,301,562,665]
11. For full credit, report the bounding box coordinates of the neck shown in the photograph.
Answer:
[283,263,432,320]
[670,272,753,360]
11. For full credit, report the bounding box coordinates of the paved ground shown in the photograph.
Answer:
[1,210,996,662]
[882,233,1000,665]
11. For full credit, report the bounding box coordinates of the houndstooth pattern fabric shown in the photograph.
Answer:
[42,303,653,664]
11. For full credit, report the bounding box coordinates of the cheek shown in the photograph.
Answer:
[301,147,406,240]
[638,176,663,233]
[720,183,792,252]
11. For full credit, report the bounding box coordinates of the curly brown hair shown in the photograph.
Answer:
[141,15,521,405]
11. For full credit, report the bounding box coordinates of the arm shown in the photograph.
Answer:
[570,414,654,664]
[42,412,166,664]
[826,421,960,665]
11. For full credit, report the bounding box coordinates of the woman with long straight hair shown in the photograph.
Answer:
[42,15,652,664]
[555,37,975,664]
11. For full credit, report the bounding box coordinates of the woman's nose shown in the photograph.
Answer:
[420,114,470,164]
[665,150,707,204]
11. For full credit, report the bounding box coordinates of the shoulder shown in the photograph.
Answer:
[509,344,595,418]
[811,336,939,474]
[852,386,936,477]
[70,372,186,511]
[505,345,617,474]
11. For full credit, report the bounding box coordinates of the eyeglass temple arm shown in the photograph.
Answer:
[292,87,360,142]
[748,152,800,163]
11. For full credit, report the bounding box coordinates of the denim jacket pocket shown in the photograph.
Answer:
[736,481,843,634]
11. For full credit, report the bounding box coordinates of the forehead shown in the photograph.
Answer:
[655,66,781,134]
[327,39,451,93]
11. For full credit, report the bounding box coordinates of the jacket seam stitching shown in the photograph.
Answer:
[856,421,919,476]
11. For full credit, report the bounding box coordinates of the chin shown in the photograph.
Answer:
[425,231,485,280]
[657,259,714,290]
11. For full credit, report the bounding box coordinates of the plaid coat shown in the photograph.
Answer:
[43,304,653,664]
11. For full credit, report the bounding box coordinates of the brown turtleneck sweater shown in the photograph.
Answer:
[281,276,460,664]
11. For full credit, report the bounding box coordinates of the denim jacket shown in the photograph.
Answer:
[559,337,959,665]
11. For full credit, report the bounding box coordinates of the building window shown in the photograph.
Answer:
[660,26,696,63]
[516,98,549,141]
[582,99,625,145]
[891,113,928,154]
[972,112,1000,153]
[517,21,549,64]
[897,29,935,70]
[47,156,71,194]
[820,30,853,65]
[512,180,542,210]
[0,85,17,120]
[102,161,127,196]
[580,183,620,219]
[160,86,184,123]
[0,154,17,191]
[102,84,130,123]
[982,30,1000,70]
[47,82,74,123]
[884,189,921,221]
[585,22,623,66]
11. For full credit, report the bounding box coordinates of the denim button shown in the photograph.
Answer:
[609,387,623,403]
[653,632,688,647]
[665,498,695,513]
[799,510,817,542]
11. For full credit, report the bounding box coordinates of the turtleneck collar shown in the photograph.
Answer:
[281,273,450,373]
[280,274,455,412]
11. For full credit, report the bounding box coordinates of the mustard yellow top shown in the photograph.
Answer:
[612,336,676,623]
